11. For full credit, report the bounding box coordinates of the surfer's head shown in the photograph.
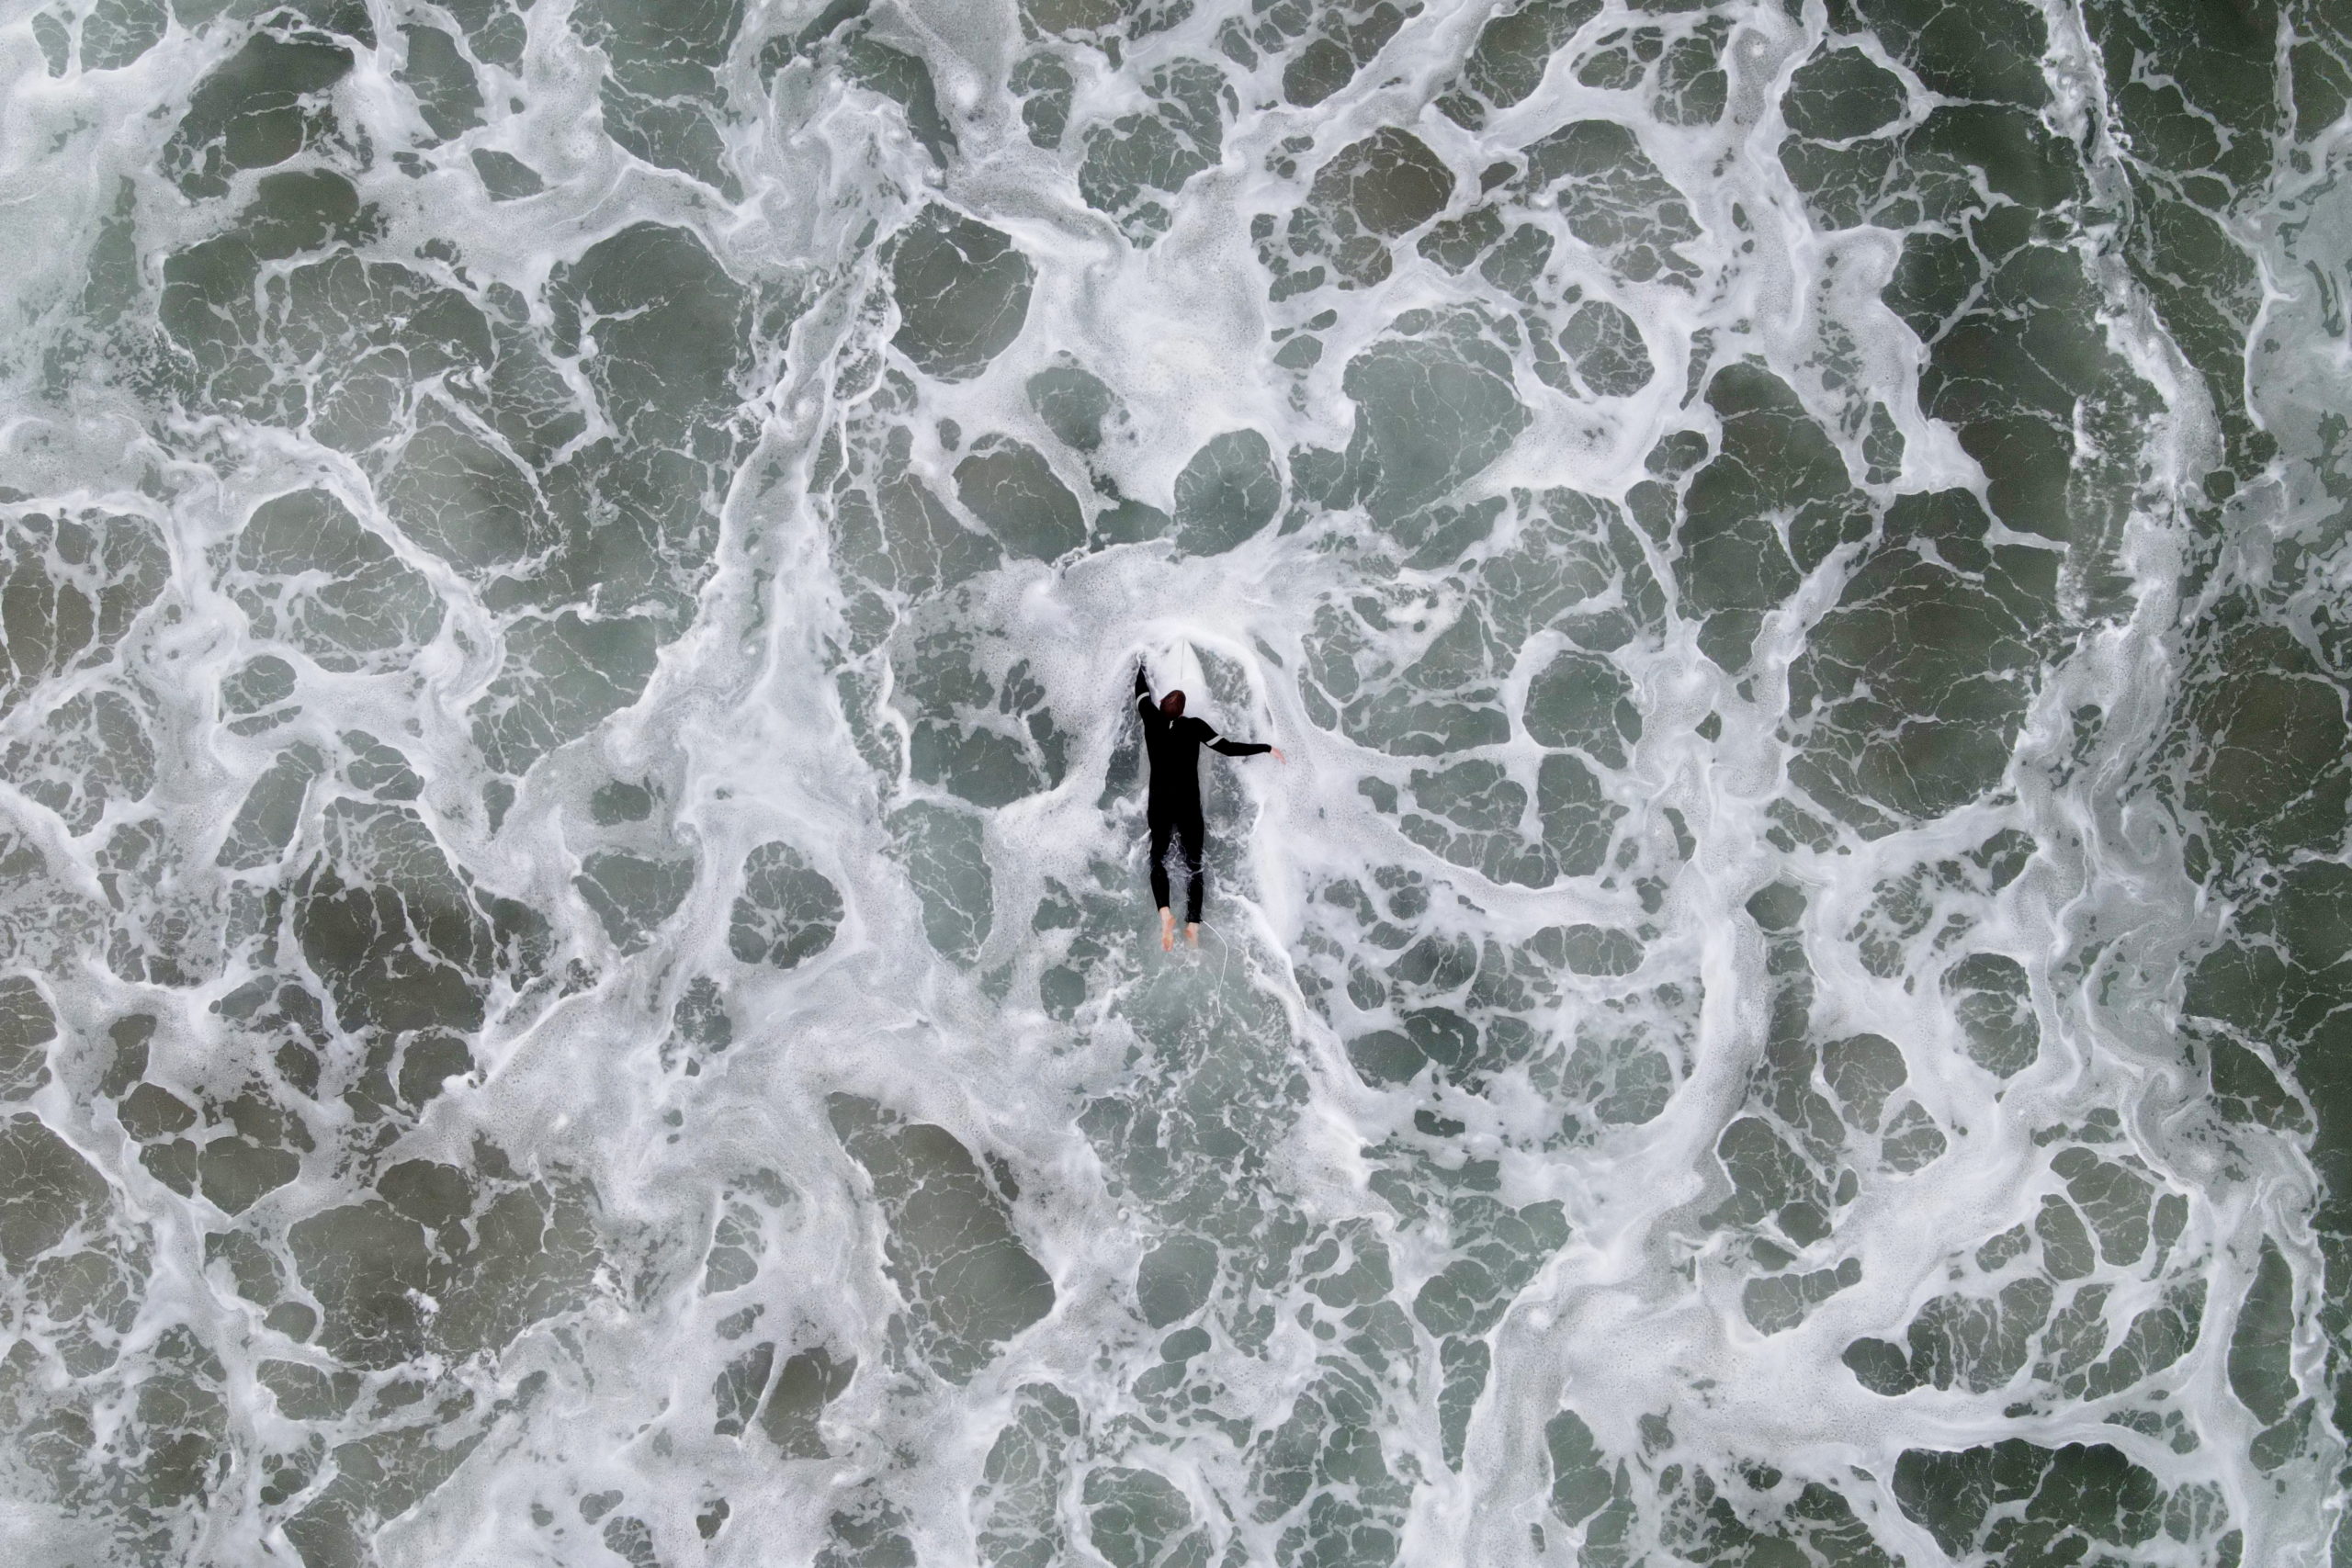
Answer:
[1160,691,1186,716]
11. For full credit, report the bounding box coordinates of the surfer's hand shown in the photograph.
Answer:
[1271,747,1285,762]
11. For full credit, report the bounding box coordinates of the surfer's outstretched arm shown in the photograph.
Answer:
[1135,664,1153,716]
[1208,734,1272,757]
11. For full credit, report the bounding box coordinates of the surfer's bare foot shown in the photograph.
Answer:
[1159,908,1175,952]
[1186,923,1200,947]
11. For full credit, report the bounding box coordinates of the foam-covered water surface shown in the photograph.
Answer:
[0,0,2346,1560]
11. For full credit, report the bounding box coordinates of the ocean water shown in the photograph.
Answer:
[0,0,2346,1561]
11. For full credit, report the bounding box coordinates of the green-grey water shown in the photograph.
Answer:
[0,0,2345,1561]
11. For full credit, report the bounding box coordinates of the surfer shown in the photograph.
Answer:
[1135,664,1283,950]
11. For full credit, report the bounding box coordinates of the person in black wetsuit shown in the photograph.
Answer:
[1135,665,1283,950]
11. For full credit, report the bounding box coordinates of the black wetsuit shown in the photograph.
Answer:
[1136,667,1271,923]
